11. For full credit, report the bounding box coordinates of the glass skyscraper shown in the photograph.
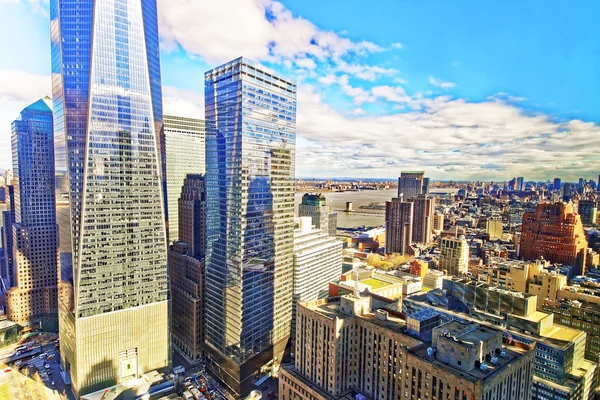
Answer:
[204,57,296,397]
[51,0,170,395]
[5,97,58,328]
[164,115,205,243]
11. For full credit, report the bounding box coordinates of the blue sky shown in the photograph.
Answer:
[1,0,599,181]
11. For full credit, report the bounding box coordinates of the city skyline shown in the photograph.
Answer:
[1,0,599,181]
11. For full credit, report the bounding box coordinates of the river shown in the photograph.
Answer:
[295,189,397,228]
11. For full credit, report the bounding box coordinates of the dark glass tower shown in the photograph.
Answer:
[51,0,170,395]
[5,98,58,328]
[204,57,296,397]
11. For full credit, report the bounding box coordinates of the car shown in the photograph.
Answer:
[45,364,50,369]
[15,361,22,368]
[38,354,46,359]
[268,391,276,398]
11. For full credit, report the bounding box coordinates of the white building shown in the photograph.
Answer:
[292,217,343,337]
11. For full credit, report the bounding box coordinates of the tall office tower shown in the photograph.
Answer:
[204,57,296,397]
[597,175,600,192]
[553,177,562,191]
[578,200,598,226]
[5,98,58,328]
[563,183,572,202]
[51,0,170,395]
[281,295,535,400]
[520,202,588,275]
[170,174,206,362]
[439,235,469,276]
[291,217,342,341]
[2,185,15,287]
[410,194,434,244]
[164,115,205,243]
[298,193,337,237]
[397,171,424,200]
[385,198,414,255]
[422,177,430,194]
[517,176,524,191]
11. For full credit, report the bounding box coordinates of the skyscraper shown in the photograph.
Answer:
[385,198,414,255]
[554,178,562,191]
[298,193,337,237]
[170,174,206,362]
[51,0,170,395]
[520,202,588,275]
[164,115,205,243]
[5,98,58,328]
[410,194,434,244]
[204,57,296,397]
[517,176,524,191]
[398,171,424,200]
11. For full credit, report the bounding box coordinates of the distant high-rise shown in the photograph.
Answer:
[164,115,205,243]
[439,235,469,276]
[385,198,413,255]
[578,200,598,227]
[563,183,572,202]
[204,57,296,397]
[298,193,337,237]
[51,0,170,395]
[597,175,600,192]
[422,177,430,194]
[554,178,562,191]
[520,203,588,276]
[410,194,434,244]
[5,98,58,328]
[170,174,206,362]
[398,171,424,200]
[517,177,524,191]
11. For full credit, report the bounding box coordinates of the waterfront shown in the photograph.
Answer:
[295,189,396,228]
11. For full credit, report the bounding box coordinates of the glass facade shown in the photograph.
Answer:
[5,98,59,327]
[204,57,296,396]
[164,115,205,243]
[51,0,169,395]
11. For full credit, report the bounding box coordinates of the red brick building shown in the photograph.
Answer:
[520,202,588,275]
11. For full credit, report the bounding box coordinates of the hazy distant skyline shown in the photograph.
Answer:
[1,0,599,180]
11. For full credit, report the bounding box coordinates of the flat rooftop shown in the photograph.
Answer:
[412,338,529,384]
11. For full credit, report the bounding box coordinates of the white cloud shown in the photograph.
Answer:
[391,42,403,49]
[163,86,204,119]
[429,76,456,89]
[0,70,51,168]
[393,77,408,85]
[295,84,600,180]
[336,61,397,81]
[295,57,317,70]
[157,0,380,65]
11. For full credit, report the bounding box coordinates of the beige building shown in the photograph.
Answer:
[432,213,444,232]
[486,216,503,240]
[438,235,469,276]
[281,294,536,400]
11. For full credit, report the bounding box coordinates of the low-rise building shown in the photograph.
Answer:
[281,294,536,400]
